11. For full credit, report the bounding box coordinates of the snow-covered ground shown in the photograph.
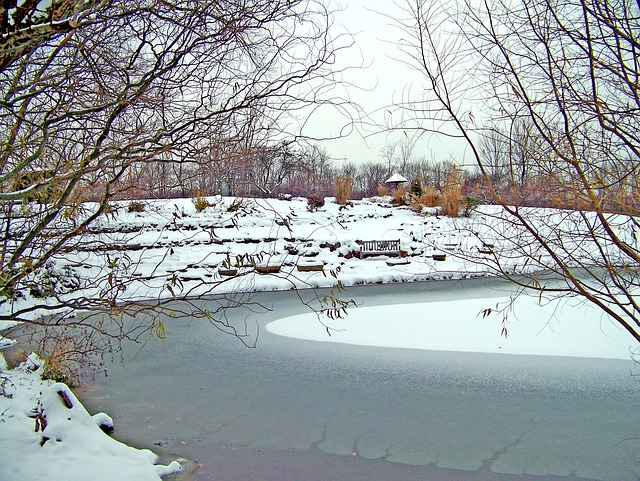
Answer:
[0,195,637,480]
[1,196,506,322]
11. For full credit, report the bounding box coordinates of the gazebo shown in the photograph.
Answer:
[385,173,408,190]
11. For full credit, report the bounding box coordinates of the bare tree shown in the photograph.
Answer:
[358,161,388,197]
[397,134,418,174]
[421,155,457,191]
[247,144,297,197]
[390,0,640,344]
[380,141,398,177]
[0,1,354,354]
[335,160,356,178]
[479,128,510,184]
[297,144,336,196]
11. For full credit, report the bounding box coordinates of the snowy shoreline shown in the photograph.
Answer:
[0,353,184,481]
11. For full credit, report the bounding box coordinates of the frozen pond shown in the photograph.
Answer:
[78,279,640,481]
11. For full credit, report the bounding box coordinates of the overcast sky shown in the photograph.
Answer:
[308,0,472,168]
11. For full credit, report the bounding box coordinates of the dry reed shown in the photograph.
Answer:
[335,176,353,204]
[440,169,463,217]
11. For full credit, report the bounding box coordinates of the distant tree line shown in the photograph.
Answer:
[94,134,636,211]
[106,142,465,200]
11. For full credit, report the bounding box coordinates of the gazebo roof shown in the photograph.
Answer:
[385,173,408,184]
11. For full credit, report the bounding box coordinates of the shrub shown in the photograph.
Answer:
[391,187,409,205]
[127,200,146,213]
[377,184,389,197]
[29,264,81,299]
[462,196,478,217]
[226,198,251,212]
[410,178,423,197]
[410,189,442,212]
[306,194,325,212]
[422,187,441,207]
[40,335,79,385]
[4,348,28,370]
[34,328,105,387]
[192,192,214,212]
[335,176,353,204]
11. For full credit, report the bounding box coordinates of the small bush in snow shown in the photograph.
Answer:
[462,197,478,217]
[410,188,441,213]
[226,198,253,213]
[377,184,389,197]
[29,264,81,299]
[127,200,146,213]
[391,187,409,205]
[410,178,423,197]
[306,194,325,212]
[4,348,28,371]
[192,192,214,213]
[40,335,81,385]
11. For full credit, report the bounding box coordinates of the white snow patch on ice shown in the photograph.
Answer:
[267,294,633,360]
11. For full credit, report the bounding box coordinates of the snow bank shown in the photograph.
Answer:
[0,355,181,481]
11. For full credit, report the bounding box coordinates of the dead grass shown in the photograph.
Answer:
[306,194,325,212]
[191,191,214,212]
[410,187,441,212]
[4,348,28,370]
[335,176,353,204]
[391,187,409,205]
[377,184,389,197]
[441,169,463,217]
[33,332,97,387]
[41,336,79,385]
[127,200,146,213]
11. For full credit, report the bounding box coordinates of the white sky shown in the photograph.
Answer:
[308,0,473,167]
